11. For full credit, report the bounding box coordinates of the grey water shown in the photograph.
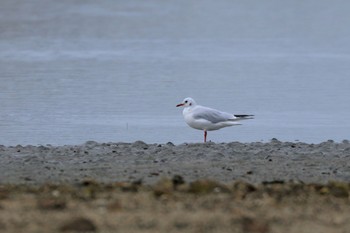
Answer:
[1,0,349,145]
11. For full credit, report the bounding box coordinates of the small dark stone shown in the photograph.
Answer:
[327,182,349,198]
[132,179,143,186]
[38,199,66,210]
[241,217,269,233]
[262,180,284,185]
[107,199,122,212]
[247,171,253,175]
[173,220,189,229]
[0,221,6,230]
[172,175,185,187]
[81,179,98,187]
[60,217,96,232]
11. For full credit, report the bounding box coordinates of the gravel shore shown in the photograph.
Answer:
[1,139,349,185]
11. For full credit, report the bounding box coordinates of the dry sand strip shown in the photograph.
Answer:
[0,139,349,185]
[0,179,349,233]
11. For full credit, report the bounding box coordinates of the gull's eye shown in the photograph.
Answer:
[185,100,188,103]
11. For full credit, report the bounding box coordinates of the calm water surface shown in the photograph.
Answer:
[1,0,349,145]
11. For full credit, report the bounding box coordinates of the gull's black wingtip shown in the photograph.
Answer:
[234,114,254,118]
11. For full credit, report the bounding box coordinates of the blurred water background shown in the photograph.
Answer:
[1,0,349,145]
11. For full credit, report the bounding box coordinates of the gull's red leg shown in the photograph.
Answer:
[204,131,207,143]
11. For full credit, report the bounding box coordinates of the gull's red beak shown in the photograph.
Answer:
[176,103,184,107]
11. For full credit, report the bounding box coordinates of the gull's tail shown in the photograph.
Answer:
[232,114,254,121]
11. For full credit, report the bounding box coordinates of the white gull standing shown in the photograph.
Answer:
[176,97,254,142]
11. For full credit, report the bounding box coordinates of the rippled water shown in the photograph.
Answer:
[1,0,349,145]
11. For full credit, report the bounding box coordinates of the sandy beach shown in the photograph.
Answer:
[1,140,350,233]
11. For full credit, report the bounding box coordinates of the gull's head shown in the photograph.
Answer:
[176,97,196,108]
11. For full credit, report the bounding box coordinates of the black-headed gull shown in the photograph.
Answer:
[176,97,254,142]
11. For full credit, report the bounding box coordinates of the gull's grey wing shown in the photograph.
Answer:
[192,106,234,124]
